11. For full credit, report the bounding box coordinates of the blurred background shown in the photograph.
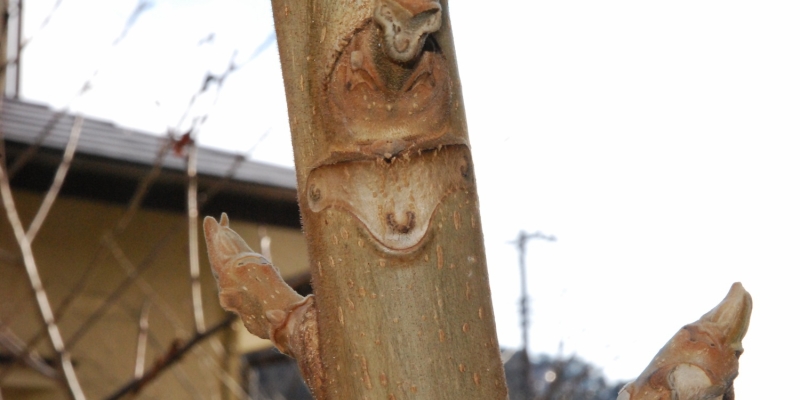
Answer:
[2,0,799,399]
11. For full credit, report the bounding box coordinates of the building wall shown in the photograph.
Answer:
[0,189,308,399]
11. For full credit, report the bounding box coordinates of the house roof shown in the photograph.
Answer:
[1,97,302,228]
[1,98,297,189]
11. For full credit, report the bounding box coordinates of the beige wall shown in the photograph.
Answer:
[0,189,307,399]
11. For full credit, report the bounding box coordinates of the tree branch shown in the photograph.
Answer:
[133,301,152,380]
[186,140,205,333]
[104,313,237,400]
[0,145,86,400]
[25,115,83,243]
[0,322,59,379]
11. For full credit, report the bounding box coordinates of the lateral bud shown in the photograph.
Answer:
[618,282,752,400]
[203,213,323,396]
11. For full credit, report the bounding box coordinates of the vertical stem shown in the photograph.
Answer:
[258,225,272,262]
[0,152,86,400]
[134,301,152,379]
[187,140,206,333]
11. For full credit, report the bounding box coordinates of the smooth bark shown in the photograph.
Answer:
[211,0,510,398]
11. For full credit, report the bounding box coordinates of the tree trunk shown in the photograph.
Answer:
[268,0,508,398]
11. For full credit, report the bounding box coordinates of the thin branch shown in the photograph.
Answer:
[0,154,86,400]
[37,137,173,347]
[110,216,250,398]
[0,136,176,388]
[176,50,238,134]
[0,0,65,73]
[198,347,253,400]
[57,136,172,309]
[24,0,65,48]
[112,0,154,46]
[108,237,250,398]
[258,225,272,262]
[104,313,237,400]
[104,234,189,336]
[0,137,172,384]
[0,321,58,379]
[7,110,69,179]
[60,143,246,351]
[64,222,184,351]
[1,109,250,388]
[186,140,205,333]
[134,301,152,380]
[26,115,83,243]
[5,0,152,178]
[114,139,172,235]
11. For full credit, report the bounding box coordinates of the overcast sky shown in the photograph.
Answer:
[13,1,800,398]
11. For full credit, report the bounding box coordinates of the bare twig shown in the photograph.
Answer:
[258,225,272,262]
[0,155,86,399]
[0,0,65,73]
[114,139,172,235]
[24,0,64,48]
[26,115,83,243]
[112,0,153,46]
[0,321,58,379]
[42,138,172,338]
[50,137,171,322]
[134,301,152,380]
[104,313,237,400]
[6,110,69,179]
[61,145,248,351]
[186,140,206,333]
[5,0,151,178]
[64,223,184,351]
[198,348,253,400]
[108,234,251,398]
[0,139,174,386]
[104,234,188,336]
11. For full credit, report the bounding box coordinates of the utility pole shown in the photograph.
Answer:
[510,230,556,399]
[1,0,20,98]
[1,0,8,97]
[11,0,18,98]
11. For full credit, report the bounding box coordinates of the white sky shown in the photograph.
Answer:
[14,0,800,398]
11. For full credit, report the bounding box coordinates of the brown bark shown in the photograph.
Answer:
[206,0,509,398]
